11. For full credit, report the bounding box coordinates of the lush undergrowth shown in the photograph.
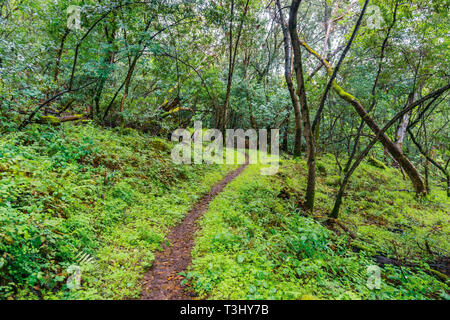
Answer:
[1,122,448,300]
[187,156,449,300]
[0,122,238,299]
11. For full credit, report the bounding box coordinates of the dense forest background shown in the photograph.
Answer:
[1,0,449,198]
[0,0,449,300]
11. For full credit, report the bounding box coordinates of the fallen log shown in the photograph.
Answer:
[350,242,449,283]
[323,219,449,283]
[36,114,86,125]
[159,107,193,119]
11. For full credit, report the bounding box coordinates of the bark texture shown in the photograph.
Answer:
[276,0,302,157]
[289,0,316,211]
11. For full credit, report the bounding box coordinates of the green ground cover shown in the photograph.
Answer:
[0,123,238,299]
[187,156,449,300]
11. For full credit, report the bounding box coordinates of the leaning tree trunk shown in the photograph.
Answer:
[54,28,70,83]
[289,0,316,212]
[330,83,450,218]
[298,39,427,195]
[336,85,426,195]
[120,56,138,113]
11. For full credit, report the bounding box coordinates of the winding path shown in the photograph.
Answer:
[140,158,249,300]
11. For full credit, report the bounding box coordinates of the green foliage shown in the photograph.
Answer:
[316,161,327,176]
[0,123,237,299]
[188,158,449,300]
[0,0,448,302]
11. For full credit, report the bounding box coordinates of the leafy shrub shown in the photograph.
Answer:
[283,215,331,259]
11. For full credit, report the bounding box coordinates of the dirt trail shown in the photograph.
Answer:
[140,158,249,300]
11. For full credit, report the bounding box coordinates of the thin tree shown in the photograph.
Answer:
[218,0,250,133]
[288,0,315,212]
[276,0,302,157]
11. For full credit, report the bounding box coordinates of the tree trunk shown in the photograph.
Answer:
[408,127,449,197]
[281,106,291,153]
[289,0,316,212]
[119,17,155,114]
[395,92,415,151]
[395,112,411,151]
[54,28,70,83]
[93,23,118,120]
[339,89,426,195]
[276,0,302,157]
[219,0,250,132]
[120,56,138,112]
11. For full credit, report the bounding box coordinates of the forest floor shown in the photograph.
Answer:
[0,123,240,299]
[1,123,448,300]
[185,157,449,299]
[140,155,249,300]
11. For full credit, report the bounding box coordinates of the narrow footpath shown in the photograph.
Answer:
[141,158,249,300]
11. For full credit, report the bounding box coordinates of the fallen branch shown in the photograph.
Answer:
[19,81,95,129]
[36,114,86,125]
[159,107,193,119]
[327,218,357,239]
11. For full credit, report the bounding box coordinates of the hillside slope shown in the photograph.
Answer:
[0,123,238,299]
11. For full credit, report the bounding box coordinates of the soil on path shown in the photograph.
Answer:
[140,158,249,300]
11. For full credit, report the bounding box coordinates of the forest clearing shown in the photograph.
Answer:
[0,0,449,305]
